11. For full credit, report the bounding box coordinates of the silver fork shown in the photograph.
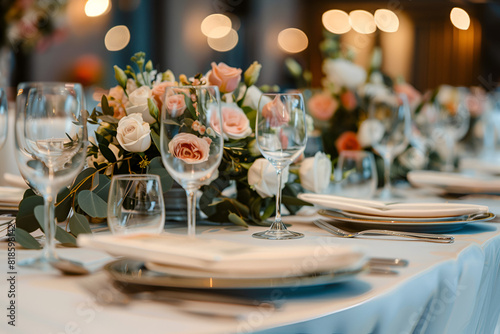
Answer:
[313,219,454,243]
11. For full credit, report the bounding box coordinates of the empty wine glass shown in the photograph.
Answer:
[0,88,8,150]
[334,150,378,199]
[254,93,308,240]
[108,174,165,234]
[160,86,223,237]
[15,82,87,269]
[367,93,411,200]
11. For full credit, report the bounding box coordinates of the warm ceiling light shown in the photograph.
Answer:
[85,0,110,17]
[374,9,399,33]
[201,14,232,38]
[450,7,470,30]
[207,28,238,52]
[349,10,376,34]
[104,25,130,51]
[278,28,308,53]
[322,9,351,34]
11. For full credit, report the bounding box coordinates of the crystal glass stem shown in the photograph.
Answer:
[41,194,57,262]
[186,188,197,237]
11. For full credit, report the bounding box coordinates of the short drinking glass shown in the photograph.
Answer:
[334,150,378,199]
[108,174,165,234]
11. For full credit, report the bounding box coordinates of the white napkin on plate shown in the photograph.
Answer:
[78,233,365,278]
[298,193,489,218]
[408,170,500,194]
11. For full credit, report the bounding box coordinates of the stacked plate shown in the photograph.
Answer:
[407,170,500,195]
[78,233,367,289]
[298,193,495,233]
[0,186,25,211]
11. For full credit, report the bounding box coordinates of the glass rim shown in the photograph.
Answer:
[111,174,161,181]
[17,82,84,90]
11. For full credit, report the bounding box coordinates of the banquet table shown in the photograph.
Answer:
[2,195,500,334]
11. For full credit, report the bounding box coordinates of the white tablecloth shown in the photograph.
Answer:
[2,197,500,334]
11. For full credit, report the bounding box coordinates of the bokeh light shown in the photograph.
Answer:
[450,7,470,30]
[322,10,351,34]
[278,28,308,53]
[104,25,130,51]
[207,28,238,52]
[349,10,376,34]
[201,14,232,38]
[85,0,111,17]
[374,9,399,33]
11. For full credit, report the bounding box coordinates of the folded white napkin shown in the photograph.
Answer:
[298,193,489,218]
[408,170,500,194]
[78,233,365,278]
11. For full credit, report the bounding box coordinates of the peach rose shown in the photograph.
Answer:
[335,131,361,153]
[106,85,128,119]
[165,94,186,118]
[207,62,242,94]
[213,103,252,140]
[307,92,338,121]
[168,133,210,164]
[152,81,176,111]
[340,91,357,111]
[262,96,290,127]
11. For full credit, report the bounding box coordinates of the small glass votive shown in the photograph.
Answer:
[334,150,378,199]
[107,174,165,234]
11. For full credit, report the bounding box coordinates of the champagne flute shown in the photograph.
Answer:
[254,93,307,240]
[367,93,411,200]
[160,86,223,237]
[15,82,87,268]
[0,88,8,150]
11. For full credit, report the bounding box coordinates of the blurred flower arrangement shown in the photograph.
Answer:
[1,0,68,51]
[15,52,324,248]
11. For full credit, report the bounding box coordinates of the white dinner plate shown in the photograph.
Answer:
[318,210,496,233]
[105,259,367,290]
[408,170,500,194]
[298,193,489,218]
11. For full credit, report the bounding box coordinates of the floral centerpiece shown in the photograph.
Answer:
[14,52,324,248]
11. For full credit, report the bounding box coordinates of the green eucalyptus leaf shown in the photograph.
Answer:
[78,190,108,218]
[99,143,117,163]
[69,213,92,236]
[262,201,276,220]
[149,168,174,193]
[281,195,312,207]
[72,168,98,194]
[16,196,44,233]
[228,213,248,227]
[55,188,72,222]
[95,132,110,146]
[55,226,77,246]
[22,188,38,199]
[148,156,165,169]
[15,228,41,249]
[94,174,111,202]
[151,130,161,152]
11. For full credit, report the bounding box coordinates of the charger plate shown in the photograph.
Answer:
[105,259,367,290]
[318,210,495,233]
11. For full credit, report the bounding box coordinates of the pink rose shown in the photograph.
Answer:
[340,91,357,111]
[262,96,290,127]
[307,92,338,121]
[166,95,186,118]
[168,133,210,164]
[211,103,252,140]
[105,85,128,119]
[152,81,176,111]
[207,62,242,94]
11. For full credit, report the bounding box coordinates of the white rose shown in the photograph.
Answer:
[87,139,122,175]
[242,85,271,110]
[299,152,332,193]
[126,86,155,123]
[116,113,151,152]
[247,158,289,198]
[357,119,385,148]
[323,58,367,90]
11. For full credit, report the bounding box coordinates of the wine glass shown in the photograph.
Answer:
[0,88,8,150]
[107,174,165,234]
[160,86,223,237]
[333,150,378,199]
[254,93,308,240]
[15,82,87,269]
[367,93,411,200]
[429,96,470,172]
